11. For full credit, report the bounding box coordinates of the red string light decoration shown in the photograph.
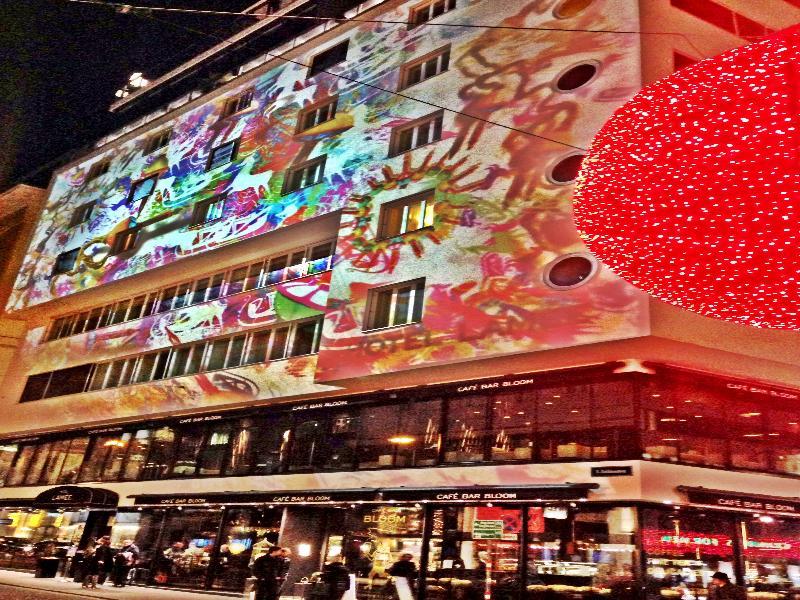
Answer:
[573,26,800,330]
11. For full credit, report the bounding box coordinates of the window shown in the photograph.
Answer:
[291,318,323,356]
[52,248,80,275]
[144,128,172,154]
[365,279,425,330]
[379,190,435,238]
[111,227,139,255]
[44,241,335,339]
[409,0,456,28]
[308,41,349,77]
[389,112,443,156]
[127,175,158,205]
[69,201,96,227]
[399,46,450,90]
[297,98,338,133]
[86,158,111,181]
[191,195,227,226]
[282,156,326,194]
[207,140,238,170]
[220,89,254,120]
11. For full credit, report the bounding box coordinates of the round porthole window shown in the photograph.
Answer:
[544,254,597,289]
[553,0,594,19]
[548,153,585,184]
[555,62,598,92]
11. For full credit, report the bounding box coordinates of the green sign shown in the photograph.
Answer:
[473,520,504,540]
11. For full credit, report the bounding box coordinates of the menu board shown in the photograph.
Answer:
[473,519,504,540]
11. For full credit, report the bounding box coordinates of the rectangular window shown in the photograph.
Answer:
[399,46,450,90]
[151,350,170,380]
[69,200,96,227]
[365,279,425,330]
[109,299,131,325]
[88,362,110,391]
[227,266,248,296]
[269,327,290,361]
[86,306,108,330]
[297,98,338,133]
[144,128,172,154]
[20,372,52,402]
[409,0,456,28]
[245,330,271,365]
[290,318,322,357]
[226,335,246,368]
[52,248,79,275]
[282,156,326,194]
[111,227,139,255]
[134,353,157,384]
[172,282,191,310]
[127,175,158,205]
[86,158,111,181]
[264,255,287,285]
[191,194,227,226]
[128,295,149,321]
[379,190,435,238]
[308,41,349,77]
[389,111,443,156]
[44,364,93,397]
[220,89,254,120]
[307,241,334,274]
[168,346,192,378]
[157,287,177,313]
[207,140,238,170]
[205,338,230,371]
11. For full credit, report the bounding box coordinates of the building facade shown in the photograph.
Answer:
[1,0,800,598]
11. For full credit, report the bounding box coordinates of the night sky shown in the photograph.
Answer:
[0,0,256,190]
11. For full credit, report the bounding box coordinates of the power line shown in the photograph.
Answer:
[65,0,710,56]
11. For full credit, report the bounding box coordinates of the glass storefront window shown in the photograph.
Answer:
[0,442,18,486]
[359,404,402,469]
[24,442,52,485]
[212,508,282,591]
[111,510,166,584]
[490,392,533,461]
[78,435,129,482]
[198,424,232,476]
[397,399,442,467]
[122,429,152,481]
[444,395,489,463]
[59,437,90,484]
[250,415,291,475]
[153,508,222,589]
[288,417,326,471]
[5,444,35,486]
[643,508,737,600]
[538,386,593,461]
[742,516,800,592]
[323,410,359,470]
[141,427,176,480]
[172,428,205,477]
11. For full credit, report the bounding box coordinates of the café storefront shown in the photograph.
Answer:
[111,485,800,600]
[0,485,118,571]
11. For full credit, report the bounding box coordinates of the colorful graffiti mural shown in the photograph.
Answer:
[9,0,651,421]
[23,271,331,373]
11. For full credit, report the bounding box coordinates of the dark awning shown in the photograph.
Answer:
[130,484,598,507]
[33,486,119,509]
[677,486,800,516]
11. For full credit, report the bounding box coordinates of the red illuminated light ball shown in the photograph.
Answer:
[573,26,800,330]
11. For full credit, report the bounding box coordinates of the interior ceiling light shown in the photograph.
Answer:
[574,25,800,330]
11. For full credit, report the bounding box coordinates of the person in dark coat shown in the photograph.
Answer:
[708,572,746,600]
[320,560,351,600]
[82,547,101,589]
[252,546,285,600]
[94,536,114,585]
[387,553,417,587]
[112,539,139,587]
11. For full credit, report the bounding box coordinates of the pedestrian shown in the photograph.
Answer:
[94,536,114,585]
[252,545,284,600]
[112,538,139,587]
[82,547,101,589]
[708,572,746,600]
[388,554,416,600]
[319,559,351,600]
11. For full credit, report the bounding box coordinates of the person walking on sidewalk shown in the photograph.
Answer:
[93,536,114,585]
[112,539,139,587]
[252,545,285,600]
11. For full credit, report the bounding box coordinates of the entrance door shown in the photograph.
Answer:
[425,506,523,600]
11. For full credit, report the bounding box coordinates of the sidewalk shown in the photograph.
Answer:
[0,569,241,599]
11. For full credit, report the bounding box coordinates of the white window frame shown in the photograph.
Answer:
[364,279,426,331]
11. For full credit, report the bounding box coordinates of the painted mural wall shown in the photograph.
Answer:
[7,0,651,423]
[24,271,330,373]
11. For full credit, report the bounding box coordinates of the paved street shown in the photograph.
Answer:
[0,570,240,600]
